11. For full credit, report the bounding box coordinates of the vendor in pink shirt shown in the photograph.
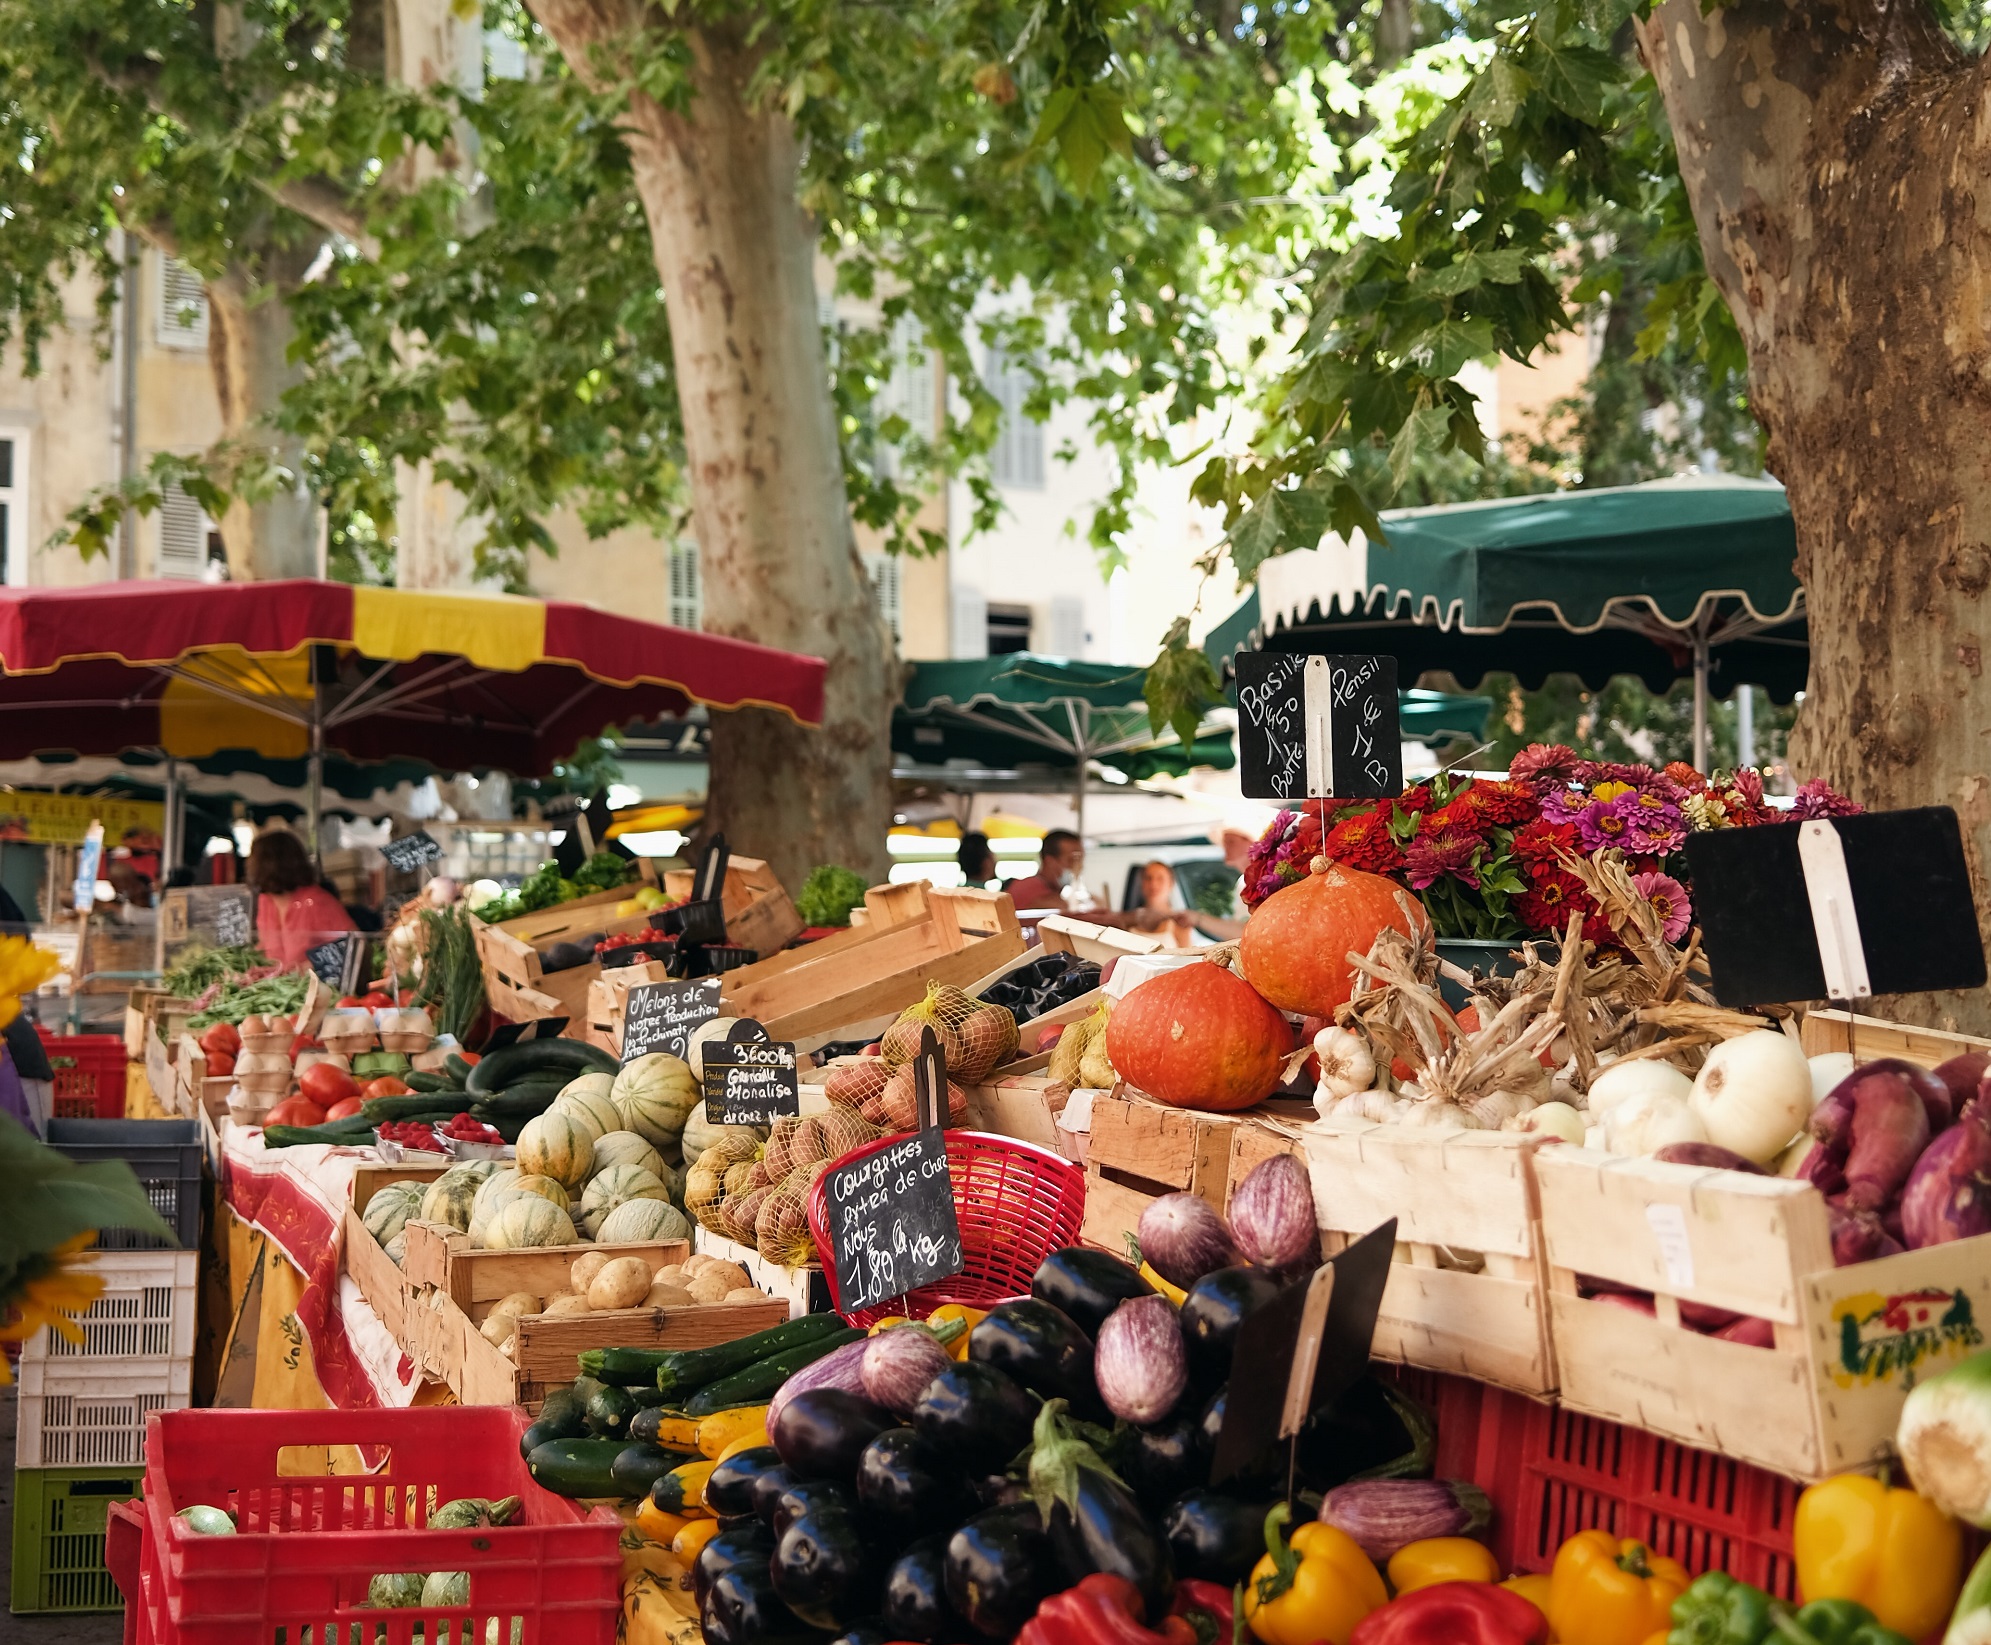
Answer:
[247,829,355,969]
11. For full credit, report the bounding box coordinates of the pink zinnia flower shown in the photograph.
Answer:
[1622,793,1688,855]
[1403,830,1480,890]
[1509,743,1584,789]
[1792,779,1862,820]
[1634,871,1693,943]
[1574,794,1635,852]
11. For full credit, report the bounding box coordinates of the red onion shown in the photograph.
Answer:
[1679,1299,1742,1332]
[860,1326,951,1416]
[1136,1193,1236,1288]
[1902,1107,1991,1249]
[1830,1204,1904,1266]
[1715,1316,1775,1347]
[768,1336,871,1430]
[1934,1053,1989,1121]
[1094,1295,1186,1424]
[1228,1153,1316,1269]
[1807,1062,1932,1211]
[1654,1142,1764,1175]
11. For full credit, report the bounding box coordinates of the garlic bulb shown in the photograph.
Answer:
[1313,1026,1376,1099]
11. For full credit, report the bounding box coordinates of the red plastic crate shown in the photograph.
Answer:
[117,1405,621,1645]
[1394,1370,1801,1593]
[38,1031,131,1119]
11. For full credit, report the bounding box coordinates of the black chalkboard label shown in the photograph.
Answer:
[305,933,364,992]
[823,1029,962,1314]
[702,1019,800,1126]
[382,831,443,873]
[1234,652,1402,801]
[621,976,721,1061]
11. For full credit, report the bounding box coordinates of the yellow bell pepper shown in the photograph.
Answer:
[1242,1504,1388,1645]
[928,1303,986,1359]
[1793,1472,1964,1640]
[1387,1536,1501,1593]
[1547,1531,1688,1645]
[1501,1572,1554,1626]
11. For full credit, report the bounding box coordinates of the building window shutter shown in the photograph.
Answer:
[985,343,1044,490]
[1046,595,1086,659]
[890,315,936,438]
[156,258,210,350]
[0,435,19,586]
[863,552,902,643]
[667,543,702,629]
[156,480,210,579]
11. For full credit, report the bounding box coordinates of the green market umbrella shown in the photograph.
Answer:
[1204,474,1805,770]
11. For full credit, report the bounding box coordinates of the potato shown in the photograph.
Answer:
[480,1311,519,1348]
[645,1283,697,1309]
[703,1262,751,1291]
[656,1265,688,1288]
[723,1287,768,1305]
[588,1256,654,1312]
[542,1294,594,1318]
[686,1271,733,1305]
[489,1291,542,1322]
[681,1253,715,1276]
[570,1250,612,1295]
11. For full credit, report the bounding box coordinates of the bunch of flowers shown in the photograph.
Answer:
[1241,746,1860,946]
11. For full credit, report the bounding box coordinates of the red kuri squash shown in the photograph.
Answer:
[1239,861,1429,1016]
[1105,961,1293,1112]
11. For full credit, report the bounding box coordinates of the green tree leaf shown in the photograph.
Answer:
[1144,617,1223,750]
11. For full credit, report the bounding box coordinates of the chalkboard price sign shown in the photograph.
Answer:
[160,884,258,964]
[702,1019,800,1126]
[621,976,722,1061]
[382,831,443,873]
[823,1028,963,1315]
[305,933,364,992]
[1234,652,1401,801]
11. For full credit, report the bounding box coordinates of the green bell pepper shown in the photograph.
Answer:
[1672,1573,1776,1645]
[1774,1598,1914,1645]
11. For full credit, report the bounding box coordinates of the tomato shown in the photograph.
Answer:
[198,1022,242,1058]
[264,1096,328,1128]
[337,996,368,1008]
[289,1034,325,1057]
[205,1051,236,1077]
[456,1051,480,1066]
[398,989,417,1006]
[364,1077,413,1099]
[298,1061,361,1107]
[324,1096,365,1121]
[357,992,394,1010]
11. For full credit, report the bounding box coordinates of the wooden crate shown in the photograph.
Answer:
[396,1220,787,1405]
[719,887,1026,1045]
[583,961,674,1055]
[473,875,661,1025]
[1537,1144,1991,1479]
[125,989,197,1061]
[1799,1007,1991,1065]
[965,1074,1082,1159]
[1280,1120,1557,1397]
[345,1164,449,1346]
[661,856,804,961]
[970,916,1160,1076]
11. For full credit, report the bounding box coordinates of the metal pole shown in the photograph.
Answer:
[308,691,325,868]
[1692,630,1711,774]
[162,757,179,880]
[1737,682,1756,770]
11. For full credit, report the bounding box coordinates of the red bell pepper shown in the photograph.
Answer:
[1167,1581,1235,1645]
[1349,1583,1548,1645]
[1018,1575,1198,1645]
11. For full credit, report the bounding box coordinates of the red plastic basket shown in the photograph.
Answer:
[39,1031,130,1119]
[1391,1370,1801,1593]
[115,1405,621,1645]
[808,1128,1086,1326]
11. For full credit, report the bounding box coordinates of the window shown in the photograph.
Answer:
[886,315,936,441]
[0,433,21,584]
[1045,595,1085,658]
[156,479,219,579]
[667,542,701,629]
[863,552,902,644]
[987,603,1032,654]
[156,256,209,350]
[984,342,1045,489]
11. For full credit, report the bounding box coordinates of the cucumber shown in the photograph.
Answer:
[363,1091,476,1122]
[583,1314,848,1395]
[681,1329,865,1417]
[526,1437,627,1498]
[469,1081,565,1119]
[404,1071,455,1093]
[445,1052,476,1084]
[585,1383,640,1438]
[262,1116,380,1148]
[610,1443,681,1500]
[467,1039,619,1095]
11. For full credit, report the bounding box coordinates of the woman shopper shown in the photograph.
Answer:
[247,828,355,969]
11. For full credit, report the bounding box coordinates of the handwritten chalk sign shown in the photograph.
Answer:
[382,831,442,873]
[824,1029,962,1314]
[1234,652,1402,801]
[621,975,721,1061]
[160,884,258,962]
[305,933,365,993]
[702,1019,800,1126]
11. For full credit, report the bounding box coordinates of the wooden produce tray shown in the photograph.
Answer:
[126,989,198,1061]
[718,886,1026,1046]
[1799,1007,1991,1065]
[397,1220,785,1405]
[1268,1121,1558,1397]
[660,855,804,962]
[965,1074,1085,1161]
[345,1164,449,1346]
[583,961,673,1056]
[473,871,661,1026]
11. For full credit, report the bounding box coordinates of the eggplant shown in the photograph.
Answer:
[769,1478,859,1539]
[1198,1387,1280,1489]
[967,1300,1101,1416]
[750,1464,801,1530]
[882,1535,955,1643]
[695,1521,776,1607]
[771,1388,897,1482]
[1290,1377,1436,1491]
[1318,1478,1493,1562]
[972,1473,1029,1509]
[771,1505,878,1630]
[1179,1265,1285,1387]
[910,1362,1039,1472]
[703,1558,819,1645]
[1032,1248,1154,1337]
[1163,1490,1280,1585]
[943,1503,1060,1641]
[1044,1462,1173,1616]
[707,1446,786,1519]
[856,1428,965,1525]
[1109,1404,1212,1510]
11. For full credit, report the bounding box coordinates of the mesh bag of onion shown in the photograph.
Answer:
[878,982,1019,1083]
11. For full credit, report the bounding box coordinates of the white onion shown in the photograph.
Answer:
[1605,1090,1708,1156]
[1587,1058,1692,1118]
[1690,1031,1813,1165]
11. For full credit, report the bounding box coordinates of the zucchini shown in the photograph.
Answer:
[537,1386,588,1435]
[262,1116,379,1148]
[445,1052,476,1083]
[630,1407,702,1452]
[601,1313,849,1397]
[527,1437,627,1498]
[467,1039,619,1095]
[404,1071,456,1093]
[647,1459,717,1515]
[681,1329,865,1417]
[363,1091,476,1121]
[469,1081,565,1120]
[585,1383,640,1438]
[611,1442,682,1500]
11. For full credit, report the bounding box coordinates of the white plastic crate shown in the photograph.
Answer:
[18,1247,197,1367]
[15,1355,191,1467]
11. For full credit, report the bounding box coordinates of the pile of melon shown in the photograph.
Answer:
[477,1249,767,1357]
[364,1053,707,1260]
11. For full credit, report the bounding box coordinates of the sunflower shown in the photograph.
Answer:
[0,1233,105,1387]
[0,935,61,1033]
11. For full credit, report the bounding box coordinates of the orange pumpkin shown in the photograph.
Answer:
[1105,961,1293,1112]
[1239,862,1429,1016]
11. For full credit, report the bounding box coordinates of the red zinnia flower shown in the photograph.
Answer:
[1508,743,1584,789]
[1459,777,1536,827]
[1323,809,1405,875]
[1514,866,1594,935]
[1512,818,1578,865]
[1663,762,1703,789]
[1403,830,1480,890]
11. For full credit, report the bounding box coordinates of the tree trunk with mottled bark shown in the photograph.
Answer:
[526,1,897,888]
[1640,0,1991,1030]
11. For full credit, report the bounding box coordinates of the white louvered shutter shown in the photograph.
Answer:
[156,481,209,579]
[863,552,902,643]
[156,258,209,350]
[667,543,702,629]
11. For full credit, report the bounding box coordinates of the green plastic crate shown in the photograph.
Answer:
[10,1464,143,1613]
